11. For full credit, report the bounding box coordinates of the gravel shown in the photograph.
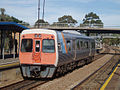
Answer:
[34,47,115,90]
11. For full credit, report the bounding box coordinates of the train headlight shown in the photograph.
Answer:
[38,34,41,38]
[35,34,37,37]
[35,34,41,38]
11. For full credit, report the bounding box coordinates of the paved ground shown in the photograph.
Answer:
[0,57,19,70]
[0,58,19,65]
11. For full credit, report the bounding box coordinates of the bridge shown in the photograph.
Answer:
[28,23,120,34]
[102,36,120,39]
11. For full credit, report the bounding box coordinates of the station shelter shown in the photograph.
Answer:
[0,22,29,59]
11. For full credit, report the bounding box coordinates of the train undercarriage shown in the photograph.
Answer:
[20,56,94,79]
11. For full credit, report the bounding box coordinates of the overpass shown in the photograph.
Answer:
[29,23,120,34]
[103,36,120,39]
[42,27,120,34]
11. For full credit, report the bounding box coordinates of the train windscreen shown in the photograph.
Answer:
[21,39,33,52]
[42,39,55,53]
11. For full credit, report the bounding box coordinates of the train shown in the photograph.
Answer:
[95,40,103,53]
[19,29,96,78]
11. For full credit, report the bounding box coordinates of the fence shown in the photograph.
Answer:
[19,23,120,29]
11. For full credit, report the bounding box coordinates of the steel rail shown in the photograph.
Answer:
[72,47,119,90]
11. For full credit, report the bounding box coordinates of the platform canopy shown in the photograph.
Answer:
[0,22,29,60]
[0,22,29,32]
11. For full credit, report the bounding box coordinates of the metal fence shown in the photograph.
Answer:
[19,23,104,28]
[19,23,120,29]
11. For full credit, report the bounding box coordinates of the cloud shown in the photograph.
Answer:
[69,0,96,3]
[1,0,36,5]
[109,0,120,4]
[101,14,120,27]
[44,5,86,23]
[0,0,38,25]
[0,0,120,26]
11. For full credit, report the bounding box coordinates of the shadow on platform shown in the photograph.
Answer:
[100,53,120,55]
[0,54,18,59]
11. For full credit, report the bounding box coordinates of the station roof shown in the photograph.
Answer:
[0,22,29,32]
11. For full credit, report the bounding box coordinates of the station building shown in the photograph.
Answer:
[0,22,29,59]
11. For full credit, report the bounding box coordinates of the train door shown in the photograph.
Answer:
[32,39,41,63]
[72,40,76,60]
[89,40,92,56]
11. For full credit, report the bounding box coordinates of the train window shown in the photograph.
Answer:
[87,42,89,48]
[84,42,86,48]
[35,41,40,52]
[77,40,80,50]
[66,40,71,51]
[80,41,83,48]
[72,40,75,50]
[91,42,95,49]
[58,42,61,51]
[21,39,33,52]
[42,39,55,53]
[85,42,89,48]
[93,42,95,49]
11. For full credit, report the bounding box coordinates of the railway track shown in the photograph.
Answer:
[94,46,110,61]
[72,47,120,90]
[0,47,110,90]
[0,79,48,90]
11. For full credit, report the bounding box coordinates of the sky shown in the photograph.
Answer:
[0,0,120,26]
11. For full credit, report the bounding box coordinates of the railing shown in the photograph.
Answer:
[33,23,104,28]
[19,23,120,29]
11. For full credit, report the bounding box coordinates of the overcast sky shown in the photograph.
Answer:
[0,0,120,26]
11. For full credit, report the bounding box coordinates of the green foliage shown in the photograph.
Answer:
[0,8,5,15]
[34,19,49,27]
[81,12,103,28]
[0,8,29,26]
[103,38,120,46]
[58,15,77,25]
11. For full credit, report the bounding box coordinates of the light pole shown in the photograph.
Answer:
[42,0,45,21]
[38,0,40,28]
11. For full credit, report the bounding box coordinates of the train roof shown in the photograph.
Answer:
[21,29,56,35]
[21,29,94,40]
[62,30,94,40]
[62,30,82,35]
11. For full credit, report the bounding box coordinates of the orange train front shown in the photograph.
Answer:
[19,29,95,78]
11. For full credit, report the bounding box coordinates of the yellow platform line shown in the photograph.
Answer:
[118,64,120,66]
[100,65,119,90]
[0,62,19,68]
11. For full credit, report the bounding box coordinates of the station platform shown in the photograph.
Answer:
[0,58,19,70]
[100,64,120,90]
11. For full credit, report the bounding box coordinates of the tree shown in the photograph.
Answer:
[102,38,120,46]
[34,19,49,27]
[0,8,6,21]
[57,15,77,26]
[0,8,5,15]
[0,8,29,26]
[80,12,103,28]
